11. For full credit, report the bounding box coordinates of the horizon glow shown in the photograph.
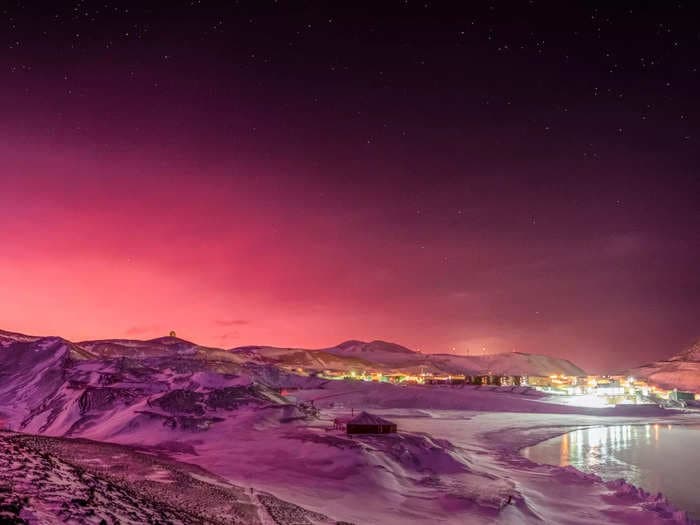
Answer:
[1,3,698,372]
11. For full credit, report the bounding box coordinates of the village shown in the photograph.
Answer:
[280,367,699,443]
[284,367,699,409]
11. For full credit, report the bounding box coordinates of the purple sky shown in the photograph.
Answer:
[1,2,698,371]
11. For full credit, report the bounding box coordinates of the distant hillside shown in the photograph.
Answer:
[425,352,586,377]
[237,339,586,377]
[78,336,212,358]
[1,327,587,380]
[627,340,700,392]
[230,344,376,370]
[324,340,425,367]
[0,328,43,344]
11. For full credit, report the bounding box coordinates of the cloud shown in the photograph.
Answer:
[216,319,250,326]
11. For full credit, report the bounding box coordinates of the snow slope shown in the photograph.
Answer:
[627,341,700,392]
[325,339,427,367]
[79,335,206,358]
[324,340,587,376]
[424,351,586,377]
[0,431,337,524]
[0,334,94,426]
[235,339,587,377]
[231,344,375,371]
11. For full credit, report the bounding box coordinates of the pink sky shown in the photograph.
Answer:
[1,122,697,373]
[0,140,438,351]
[2,1,699,376]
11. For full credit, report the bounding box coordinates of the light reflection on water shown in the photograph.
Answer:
[522,424,700,520]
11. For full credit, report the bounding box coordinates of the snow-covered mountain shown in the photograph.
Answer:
[236,339,587,377]
[425,351,586,377]
[325,339,426,367]
[231,344,375,371]
[324,340,586,376]
[627,340,700,392]
[78,335,210,358]
[0,326,589,437]
[0,328,321,436]
[0,328,44,345]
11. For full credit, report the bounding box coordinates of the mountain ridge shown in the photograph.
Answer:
[10,327,700,387]
[2,327,589,377]
[627,339,700,392]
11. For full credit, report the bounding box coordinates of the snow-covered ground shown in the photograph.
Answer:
[122,384,696,525]
[2,328,699,524]
[281,383,699,524]
[385,410,698,524]
[0,431,338,524]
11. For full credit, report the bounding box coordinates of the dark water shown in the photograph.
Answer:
[522,424,700,520]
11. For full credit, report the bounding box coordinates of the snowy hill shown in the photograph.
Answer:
[426,351,587,377]
[0,431,336,524]
[324,340,586,376]
[231,344,374,371]
[0,329,325,436]
[325,339,426,367]
[627,340,700,392]
[78,336,203,358]
[236,339,586,377]
[0,334,96,427]
[1,327,585,381]
[0,328,43,345]
[669,340,700,362]
[0,327,598,438]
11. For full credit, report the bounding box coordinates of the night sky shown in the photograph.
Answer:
[1,2,698,371]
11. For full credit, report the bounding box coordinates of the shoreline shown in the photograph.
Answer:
[512,417,700,454]
[382,408,700,524]
[512,421,700,524]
